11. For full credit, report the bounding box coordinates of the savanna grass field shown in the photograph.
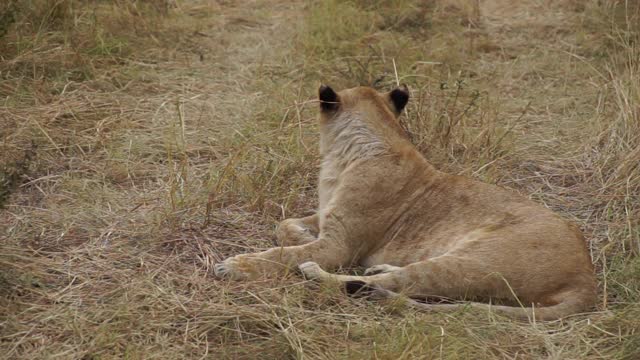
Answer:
[1,0,639,358]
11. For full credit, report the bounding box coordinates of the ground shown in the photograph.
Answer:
[1,0,639,358]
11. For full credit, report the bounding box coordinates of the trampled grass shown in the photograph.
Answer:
[1,0,638,358]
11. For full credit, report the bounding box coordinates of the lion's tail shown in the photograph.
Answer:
[406,298,591,321]
[345,280,595,321]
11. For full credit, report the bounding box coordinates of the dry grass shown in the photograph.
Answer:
[1,0,639,358]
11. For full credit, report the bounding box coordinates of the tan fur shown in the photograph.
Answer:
[215,85,597,321]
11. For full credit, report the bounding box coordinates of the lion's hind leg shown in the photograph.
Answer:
[299,261,432,302]
[299,261,408,292]
[299,256,500,303]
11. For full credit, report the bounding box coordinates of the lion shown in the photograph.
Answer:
[214,84,597,320]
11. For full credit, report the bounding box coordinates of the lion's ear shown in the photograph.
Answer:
[389,85,409,114]
[319,85,339,112]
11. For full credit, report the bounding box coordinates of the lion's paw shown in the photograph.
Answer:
[214,256,253,280]
[364,264,401,276]
[298,261,326,280]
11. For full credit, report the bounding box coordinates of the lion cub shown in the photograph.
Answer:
[215,84,597,320]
